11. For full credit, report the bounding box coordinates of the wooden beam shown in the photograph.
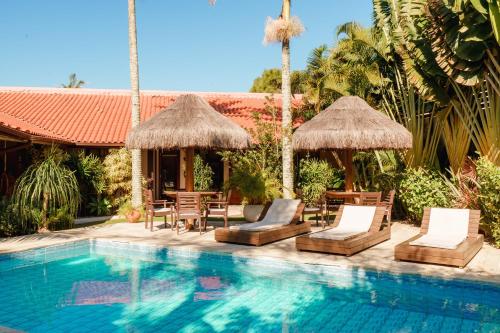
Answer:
[344,150,354,192]
[0,143,31,154]
[0,134,26,143]
[185,147,195,192]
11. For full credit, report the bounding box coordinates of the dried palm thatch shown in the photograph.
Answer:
[293,96,412,151]
[263,16,304,45]
[126,94,251,150]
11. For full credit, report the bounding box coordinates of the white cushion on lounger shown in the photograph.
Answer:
[410,208,469,249]
[230,199,300,231]
[311,205,377,240]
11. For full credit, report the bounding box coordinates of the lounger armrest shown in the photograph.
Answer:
[290,203,306,225]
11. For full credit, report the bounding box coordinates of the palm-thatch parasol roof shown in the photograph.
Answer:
[126,94,251,150]
[293,96,412,151]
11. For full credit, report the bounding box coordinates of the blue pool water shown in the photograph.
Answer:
[0,241,499,333]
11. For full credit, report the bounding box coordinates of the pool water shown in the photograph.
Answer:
[0,240,499,333]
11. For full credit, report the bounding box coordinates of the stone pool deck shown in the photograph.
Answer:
[1,219,499,284]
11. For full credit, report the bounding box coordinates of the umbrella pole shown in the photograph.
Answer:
[184,147,195,230]
[344,150,354,192]
[185,148,195,192]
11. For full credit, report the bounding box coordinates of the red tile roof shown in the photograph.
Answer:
[0,87,302,146]
[0,111,66,142]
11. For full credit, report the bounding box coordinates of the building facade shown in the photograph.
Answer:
[0,87,299,200]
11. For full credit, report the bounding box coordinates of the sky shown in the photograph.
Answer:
[0,0,373,92]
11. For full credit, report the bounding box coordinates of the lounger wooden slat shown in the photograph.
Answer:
[296,205,389,256]
[214,203,309,246]
[394,208,483,267]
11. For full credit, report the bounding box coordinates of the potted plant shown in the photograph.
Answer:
[227,168,281,222]
[118,201,143,223]
[220,107,282,222]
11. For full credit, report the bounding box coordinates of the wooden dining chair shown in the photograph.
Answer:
[143,189,175,232]
[358,192,382,206]
[325,197,344,226]
[175,192,204,235]
[381,190,396,224]
[205,190,232,229]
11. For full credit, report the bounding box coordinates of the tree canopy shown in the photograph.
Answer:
[61,73,85,88]
[250,68,306,94]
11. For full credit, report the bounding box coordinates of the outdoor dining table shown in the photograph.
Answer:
[163,191,221,230]
[325,191,363,204]
[163,191,220,199]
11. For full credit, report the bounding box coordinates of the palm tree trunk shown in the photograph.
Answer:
[281,0,294,199]
[128,0,143,208]
[41,192,49,230]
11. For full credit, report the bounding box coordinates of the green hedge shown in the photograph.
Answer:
[476,158,500,247]
[398,168,451,224]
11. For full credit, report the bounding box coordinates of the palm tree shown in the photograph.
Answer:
[128,0,142,208]
[280,0,294,199]
[61,73,85,88]
[212,0,301,197]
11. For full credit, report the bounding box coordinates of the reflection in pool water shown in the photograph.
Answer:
[0,240,498,332]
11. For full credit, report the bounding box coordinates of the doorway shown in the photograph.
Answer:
[159,150,179,196]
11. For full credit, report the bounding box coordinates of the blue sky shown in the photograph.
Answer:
[0,1,373,92]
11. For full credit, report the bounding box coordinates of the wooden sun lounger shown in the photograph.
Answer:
[394,208,483,267]
[214,203,309,246]
[295,205,389,256]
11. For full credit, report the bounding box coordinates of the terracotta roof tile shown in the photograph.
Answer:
[0,110,67,142]
[0,87,302,146]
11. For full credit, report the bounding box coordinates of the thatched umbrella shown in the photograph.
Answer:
[126,94,251,191]
[293,96,412,191]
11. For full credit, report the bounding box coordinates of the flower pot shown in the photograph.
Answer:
[243,204,265,222]
[125,210,141,223]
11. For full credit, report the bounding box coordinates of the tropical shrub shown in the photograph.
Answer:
[329,168,345,189]
[103,148,132,209]
[441,159,479,210]
[0,198,24,237]
[298,158,340,206]
[221,102,282,204]
[354,151,400,190]
[476,157,500,247]
[88,197,112,216]
[12,146,79,231]
[194,154,214,191]
[224,155,281,205]
[398,168,451,224]
[66,150,106,216]
[46,206,74,231]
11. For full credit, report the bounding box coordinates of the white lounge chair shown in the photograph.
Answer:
[215,199,309,246]
[395,208,483,267]
[296,205,389,256]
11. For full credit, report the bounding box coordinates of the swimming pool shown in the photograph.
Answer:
[0,240,498,333]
